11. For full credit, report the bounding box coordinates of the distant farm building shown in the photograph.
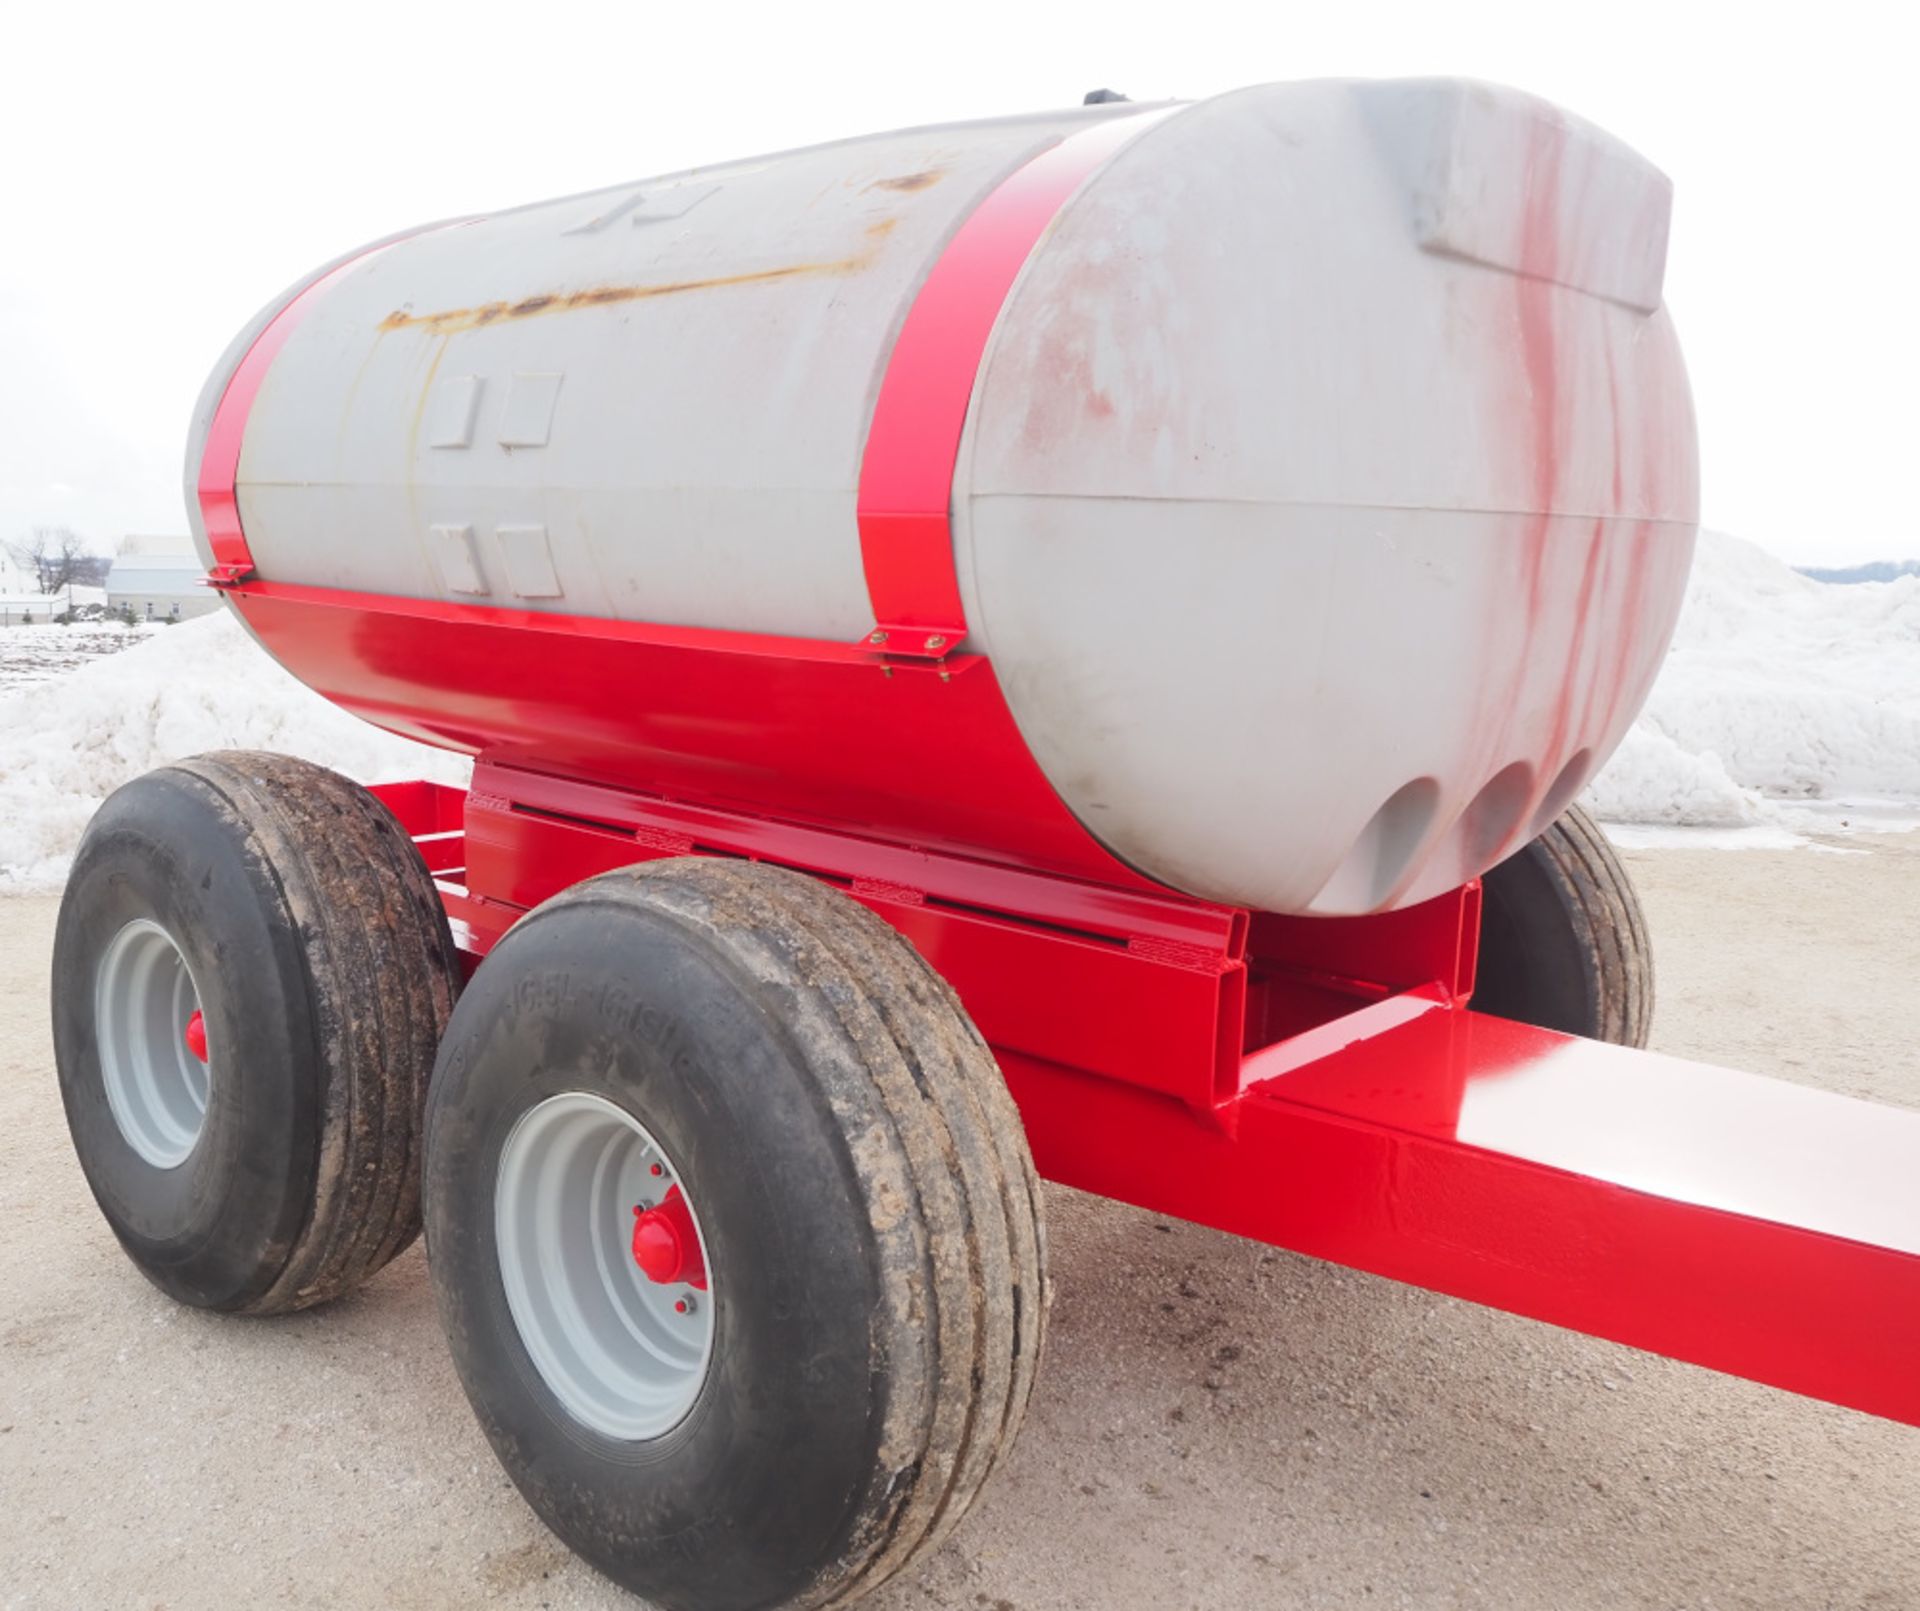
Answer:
[106,552,219,622]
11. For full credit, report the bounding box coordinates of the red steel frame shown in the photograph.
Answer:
[213,110,1920,1436]
[374,770,1920,1431]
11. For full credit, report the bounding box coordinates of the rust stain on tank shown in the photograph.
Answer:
[405,334,452,461]
[377,246,884,336]
[865,170,944,193]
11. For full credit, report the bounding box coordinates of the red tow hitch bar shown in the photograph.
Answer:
[377,775,1920,1430]
[1023,1000,1920,1428]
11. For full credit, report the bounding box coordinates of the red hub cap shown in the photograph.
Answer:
[631,1184,707,1291]
[183,1009,208,1063]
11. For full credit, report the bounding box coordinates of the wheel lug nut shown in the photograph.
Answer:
[649,1163,664,1177]
[675,1295,696,1315]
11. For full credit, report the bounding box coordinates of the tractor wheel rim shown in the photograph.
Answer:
[95,918,210,1169]
[494,1091,715,1441]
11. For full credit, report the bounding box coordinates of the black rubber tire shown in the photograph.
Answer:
[1472,803,1653,1047]
[51,751,462,1314]
[424,859,1047,1611]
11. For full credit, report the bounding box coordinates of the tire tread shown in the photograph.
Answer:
[538,860,1046,1609]
[171,752,460,1313]
[1477,803,1653,1047]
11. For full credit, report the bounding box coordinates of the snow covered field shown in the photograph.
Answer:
[0,621,160,694]
[0,530,1915,891]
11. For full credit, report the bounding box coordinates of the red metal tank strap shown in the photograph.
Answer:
[197,237,435,585]
[854,108,1176,661]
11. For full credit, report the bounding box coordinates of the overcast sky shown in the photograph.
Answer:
[3,0,1913,565]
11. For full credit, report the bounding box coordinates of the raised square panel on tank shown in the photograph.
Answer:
[425,375,484,450]
[498,373,564,448]
[495,525,563,599]
[426,522,487,595]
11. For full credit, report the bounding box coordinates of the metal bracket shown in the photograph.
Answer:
[859,623,964,661]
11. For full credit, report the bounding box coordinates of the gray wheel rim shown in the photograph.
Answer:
[94,918,210,1169]
[494,1091,715,1441]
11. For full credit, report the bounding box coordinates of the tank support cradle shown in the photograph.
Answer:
[373,768,1920,1430]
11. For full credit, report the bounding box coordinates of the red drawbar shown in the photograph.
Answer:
[1004,1010,1920,1430]
[854,108,1175,658]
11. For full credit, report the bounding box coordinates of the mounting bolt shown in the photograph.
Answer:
[869,630,888,645]
[924,634,947,651]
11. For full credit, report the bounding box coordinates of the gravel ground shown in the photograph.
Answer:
[3,833,1917,1611]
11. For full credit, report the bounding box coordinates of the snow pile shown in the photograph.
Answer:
[1584,531,1920,828]
[0,612,468,891]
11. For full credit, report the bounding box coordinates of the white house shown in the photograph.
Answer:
[0,550,47,625]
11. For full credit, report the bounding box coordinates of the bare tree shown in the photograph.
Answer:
[5,526,96,594]
[3,530,51,591]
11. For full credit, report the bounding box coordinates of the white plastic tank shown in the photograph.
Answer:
[189,78,1698,916]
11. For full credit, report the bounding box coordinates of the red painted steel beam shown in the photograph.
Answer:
[380,769,1480,1115]
[1008,1008,1920,1428]
[454,764,1248,1109]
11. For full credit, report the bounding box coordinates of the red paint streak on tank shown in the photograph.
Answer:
[1596,330,1699,742]
[1512,125,1566,626]
[1008,246,1142,453]
[1571,340,1632,749]
[1541,520,1608,777]
[1600,346,1671,737]
[1607,340,1626,511]
[1477,118,1568,778]
[1468,129,1695,808]
[1598,352,1652,741]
